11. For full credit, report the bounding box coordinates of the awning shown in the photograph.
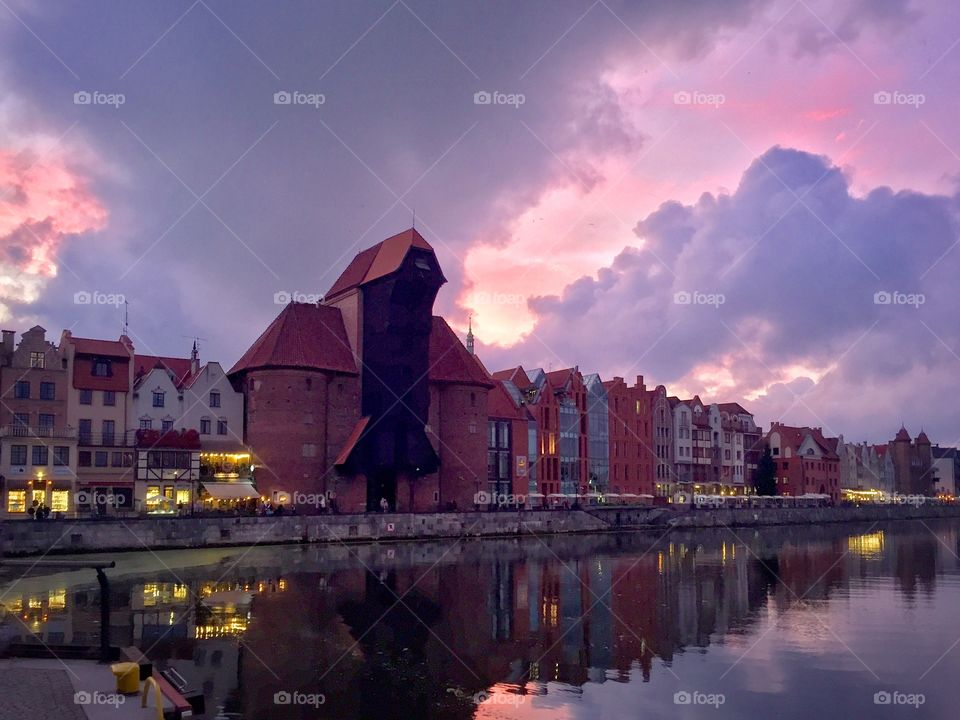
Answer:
[201,482,259,500]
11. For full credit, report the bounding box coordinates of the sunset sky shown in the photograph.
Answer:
[1,0,958,442]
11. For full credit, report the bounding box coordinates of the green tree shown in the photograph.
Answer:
[753,445,777,496]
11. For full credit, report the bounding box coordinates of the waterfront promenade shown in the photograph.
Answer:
[2,504,960,557]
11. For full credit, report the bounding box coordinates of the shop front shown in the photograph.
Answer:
[197,447,258,514]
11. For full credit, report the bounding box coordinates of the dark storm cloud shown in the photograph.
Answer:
[522,146,960,439]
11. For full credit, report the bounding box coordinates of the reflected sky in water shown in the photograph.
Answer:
[1,520,958,719]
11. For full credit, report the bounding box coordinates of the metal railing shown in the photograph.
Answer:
[0,425,77,439]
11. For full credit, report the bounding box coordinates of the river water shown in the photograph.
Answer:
[1,519,958,719]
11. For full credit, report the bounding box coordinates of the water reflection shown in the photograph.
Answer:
[1,521,959,719]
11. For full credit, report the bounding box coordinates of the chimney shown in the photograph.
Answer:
[190,340,200,375]
[1,330,14,355]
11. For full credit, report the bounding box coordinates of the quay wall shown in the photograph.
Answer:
[2,504,960,556]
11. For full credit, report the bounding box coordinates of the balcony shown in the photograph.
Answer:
[0,425,77,440]
[76,430,137,448]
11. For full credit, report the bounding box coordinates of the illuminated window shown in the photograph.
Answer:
[51,491,69,512]
[146,486,160,511]
[32,489,46,505]
[176,489,191,506]
[48,589,66,610]
[7,490,26,512]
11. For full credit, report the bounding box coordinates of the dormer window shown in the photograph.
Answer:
[92,358,112,377]
[414,257,431,271]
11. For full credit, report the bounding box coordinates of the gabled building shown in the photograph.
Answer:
[486,378,534,503]
[648,385,674,496]
[0,326,77,517]
[230,228,491,513]
[131,344,251,513]
[61,331,137,515]
[763,422,841,502]
[603,375,652,497]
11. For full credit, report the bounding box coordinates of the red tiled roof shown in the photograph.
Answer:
[67,335,131,358]
[492,366,531,388]
[228,302,357,376]
[895,426,911,441]
[545,368,576,389]
[135,354,193,387]
[326,228,440,300]
[488,381,531,420]
[769,424,839,459]
[428,317,493,387]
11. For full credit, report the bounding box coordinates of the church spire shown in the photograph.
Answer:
[466,315,474,355]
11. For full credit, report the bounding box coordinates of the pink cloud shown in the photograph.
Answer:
[0,147,107,317]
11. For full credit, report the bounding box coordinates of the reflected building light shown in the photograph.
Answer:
[848,531,885,558]
[48,589,66,610]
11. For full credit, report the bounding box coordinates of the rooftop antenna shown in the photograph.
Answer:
[181,335,208,353]
[412,207,416,229]
[123,300,129,336]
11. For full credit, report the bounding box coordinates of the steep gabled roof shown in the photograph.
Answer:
[717,402,751,416]
[228,302,357,376]
[428,316,493,387]
[492,366,532,388]
[135,354,193,387]
[326,228,442,300]
[489,380,531,420]
[770,423,839,459]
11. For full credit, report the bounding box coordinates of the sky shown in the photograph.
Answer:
[1,0,958,443]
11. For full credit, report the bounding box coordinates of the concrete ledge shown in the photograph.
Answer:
[1,505,958,556]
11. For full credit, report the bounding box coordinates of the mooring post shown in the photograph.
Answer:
[95,567,111,663]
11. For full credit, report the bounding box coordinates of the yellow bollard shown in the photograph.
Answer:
[109,662,140,694]
[141,676,164,720]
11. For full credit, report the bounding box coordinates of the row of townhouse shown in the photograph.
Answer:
[2,230,944,517]
[836,427,943,499]
[484,365,765,504]
[0,326,252,518]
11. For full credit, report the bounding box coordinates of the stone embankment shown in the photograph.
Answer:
[1,504,958,556]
